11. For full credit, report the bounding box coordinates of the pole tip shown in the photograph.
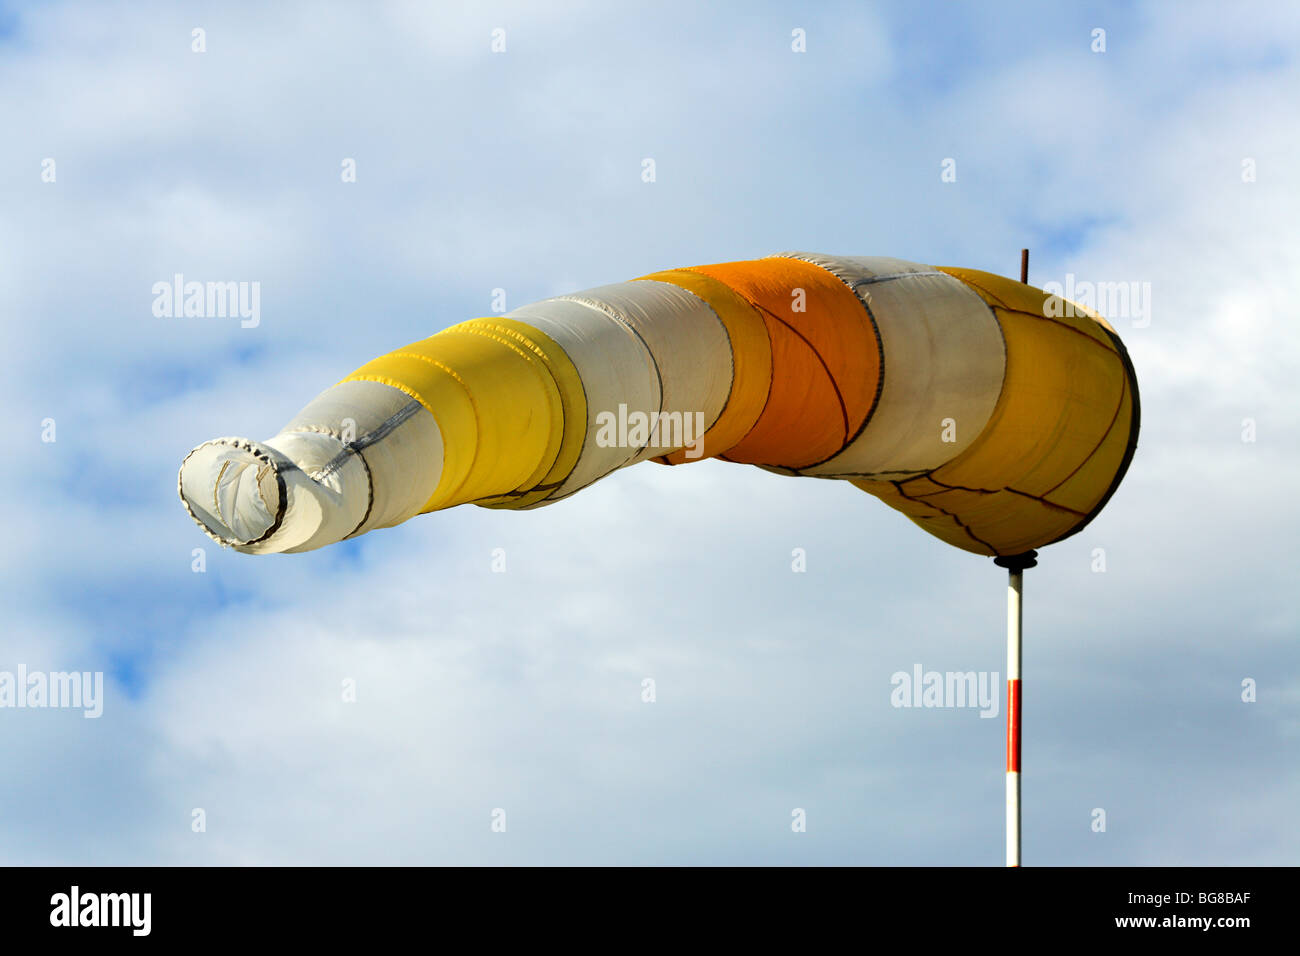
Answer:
[994,550,1038,571]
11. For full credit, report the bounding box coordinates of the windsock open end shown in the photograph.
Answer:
[179,439,288,550]
[178,431,372,554]
[179,439,286,548]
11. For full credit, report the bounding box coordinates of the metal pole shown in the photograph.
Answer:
[995,549,1036,867]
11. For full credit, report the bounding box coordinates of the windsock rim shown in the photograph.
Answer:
[178,437,289,549]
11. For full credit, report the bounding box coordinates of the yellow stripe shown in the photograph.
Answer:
[341,323,564,511]
[469,318,588,510]
[933,268,1126,498]
[1044,375,1133,513]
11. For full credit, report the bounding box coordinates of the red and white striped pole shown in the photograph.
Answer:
[995,550,1035,866]
[1007,568,1022,866]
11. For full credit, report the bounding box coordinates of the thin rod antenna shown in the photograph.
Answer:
[1020,248,1029,284]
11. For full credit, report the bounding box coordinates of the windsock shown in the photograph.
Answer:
[178,253,1139,557]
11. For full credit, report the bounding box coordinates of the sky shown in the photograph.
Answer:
[1,0,1297,865]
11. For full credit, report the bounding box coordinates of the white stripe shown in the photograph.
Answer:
[778,253,1005,479]
[262,431,372,553]
[282,379,444,534]
[1006,770,1020,867]
[508,295,660,498]
[561,280,732,462]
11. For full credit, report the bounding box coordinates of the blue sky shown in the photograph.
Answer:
[1,0,1297,864]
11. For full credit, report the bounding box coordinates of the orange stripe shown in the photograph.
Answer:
[686,258,880,469]
[1007,679,1022,773]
